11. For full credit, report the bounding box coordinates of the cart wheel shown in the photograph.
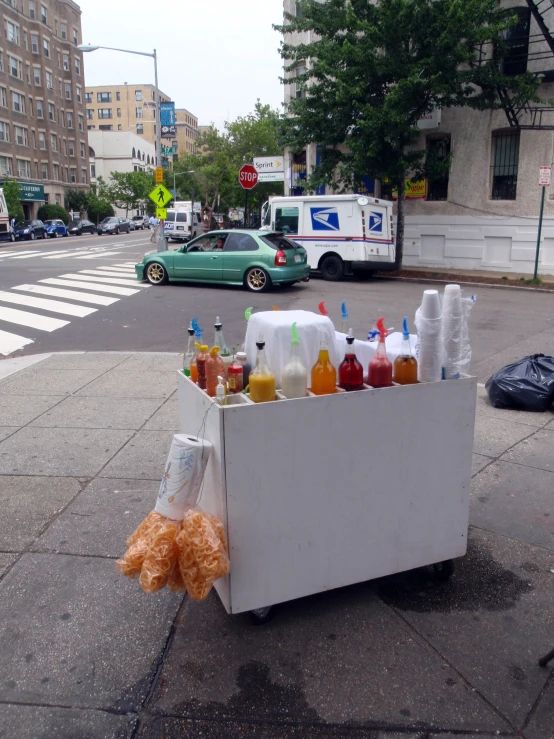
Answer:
[249,606,273,625]
[433,559,454,582]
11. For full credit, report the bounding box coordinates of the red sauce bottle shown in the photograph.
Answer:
[339,330,364,391]
[227,357,244,394]
[368,318,393,388]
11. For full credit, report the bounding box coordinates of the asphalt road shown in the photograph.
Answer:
[1,232,553,379]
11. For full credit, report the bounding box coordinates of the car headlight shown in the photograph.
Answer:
[24,229,30,234]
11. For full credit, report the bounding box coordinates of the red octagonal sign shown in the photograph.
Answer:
[239,164,259,190]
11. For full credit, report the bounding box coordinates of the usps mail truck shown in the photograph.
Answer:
[261,194,395,280]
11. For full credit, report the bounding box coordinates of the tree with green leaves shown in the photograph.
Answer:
[105,171,154,216]
[85,183,114,224]
[276,0,541,266]
[65,187,88,215]
[2,179,24,223]
[37,204,70,224]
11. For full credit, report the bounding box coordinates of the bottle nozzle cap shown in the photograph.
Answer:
[210,346,220,356]
[402,316,409,339]
[256,341,265,350]
[215,316,222,328]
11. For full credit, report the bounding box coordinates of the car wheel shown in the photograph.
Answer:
[245,266,271,292]
[54,231,59,238]
[115,228,120,235]
[320,254,345,281]
[30,232,36,240]
[63,231,69,237]
[146,262,168,285]
[10,232,15,242]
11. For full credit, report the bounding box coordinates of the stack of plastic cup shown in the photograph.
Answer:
[442,284,463,379]
[415,289,443,382]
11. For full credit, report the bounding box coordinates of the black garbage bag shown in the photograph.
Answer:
[485,354,554,412]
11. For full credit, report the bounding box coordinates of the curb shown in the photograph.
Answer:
[375,275,554,293]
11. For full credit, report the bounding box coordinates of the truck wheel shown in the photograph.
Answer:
[433,560,454,582]
[320,255,344,281]
[249,607,273,625]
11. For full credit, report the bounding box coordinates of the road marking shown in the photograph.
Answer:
[93,267,136,274]
[0,291,97,317]
[0,251,20,258]
[76,270,138,280]
[74,251,123,259]
[40,249,81,258]
[43,250,91,259]
[0,306,69,332]
[59,273,143,287]
[117,263,139,267]
[12,284,119,306]
[9,251,42,259]
[0,329,34,357]
[40,278,140,296]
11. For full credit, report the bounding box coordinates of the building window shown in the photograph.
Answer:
[43,39,50,58]
[491,131,520,200]
[67,111,73,128]
[41,4,47,23]
[46,70,53,89]
[85,92,92,103]
[98,108,112,119]
[97,91,111,103]
[117,124,122,130]
[117,108,121,117]
[75,57,80,75]
[62,139,67,155]
[135,90,142,101]
[63,53,69,70]
[50,132,57,151]
[116,91,120,101]
[61,22,67,39]
[80,141,85,158]
[295,61,307,99]
[64,83,71,100]
[29,0,36,19]
[135,107,143,119]
[8,55,23,79]
[39,131,46,149]
[70,167,76,183]
[90,163,96,178]
[76,86,82,103]
[0,87,6,108]
[81,168,87,184]
[41,161,48,179]
[33,67,41,85]
[12,92,25,114]
[7,21,20,45]
[68,140,75,156]
[31,33,39,54]
[0,53,3,73]
[0,121,9,142]
[52,163,59,180]
[426,137,451,201]
[86,108,93,120]
[17,159,31,177]
[36,99,43,118]
[136,123,143,134]
[31,129,36,148]
[99,124,113,131]
[503,8,531,76]
[0,155,13,175]
[78,115,84,131]
[73,28,78,44]
[48,102,54,120]
[15,125,28,145]
[28,98,33,117]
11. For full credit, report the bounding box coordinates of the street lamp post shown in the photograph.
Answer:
[78,44,165,252]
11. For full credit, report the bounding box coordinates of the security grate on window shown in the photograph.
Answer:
[491,131,520,200]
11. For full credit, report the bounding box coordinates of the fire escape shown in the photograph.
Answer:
[495,0,554,130]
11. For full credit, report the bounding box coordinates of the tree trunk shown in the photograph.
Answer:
[395,178,405,269]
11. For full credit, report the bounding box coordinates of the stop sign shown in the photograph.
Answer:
[239,164,259,190]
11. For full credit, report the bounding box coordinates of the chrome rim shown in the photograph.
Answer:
[30,232,35,240]
[147,263,165,283]
[55,231,59,237]
[247,268,267,290]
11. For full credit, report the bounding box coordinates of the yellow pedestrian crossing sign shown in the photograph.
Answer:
[156,207,167,220]
[149,184,172,208]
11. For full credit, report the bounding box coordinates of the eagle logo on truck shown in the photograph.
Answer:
[310,207,340,231]
[368,212,383,233]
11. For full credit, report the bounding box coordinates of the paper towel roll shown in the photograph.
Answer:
[155,434,212,519]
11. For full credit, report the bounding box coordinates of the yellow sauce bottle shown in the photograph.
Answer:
[311,341,337,395]
[249,338,276,403]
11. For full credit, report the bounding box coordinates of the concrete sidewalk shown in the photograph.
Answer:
[0,352,552,739]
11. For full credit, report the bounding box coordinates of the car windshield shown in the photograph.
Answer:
[260,233,300,250]
[17,220,31,227]
[132,216,142,221]
[101,218,116,224]
[69,221,80,227]
[44,220,53,226]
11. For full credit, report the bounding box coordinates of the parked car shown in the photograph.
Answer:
[213,213,231,229]
[135,230,310,292]
[128,219,136,231]
[44,219,69,238]
[97,217,131,235]
[131,215,148,229]
[14,219,46,240]
[68,219,96,236]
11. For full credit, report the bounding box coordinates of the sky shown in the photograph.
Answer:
[77,0,285,130]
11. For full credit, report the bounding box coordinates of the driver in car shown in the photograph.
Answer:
[213,236,225,251]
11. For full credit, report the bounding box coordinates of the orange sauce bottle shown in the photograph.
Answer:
[249,339,276,403]
[311,341,337,395]
[393,317,418,385]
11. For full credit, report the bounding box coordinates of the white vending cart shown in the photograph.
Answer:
[178,372,476,622]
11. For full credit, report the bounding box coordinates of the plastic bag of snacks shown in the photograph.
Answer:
[117,434,229,600]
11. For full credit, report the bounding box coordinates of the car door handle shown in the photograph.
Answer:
[211,256,218,260]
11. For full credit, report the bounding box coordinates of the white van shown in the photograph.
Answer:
[0,188,14,243]
[164,205,202,243]
[261,194,395,280]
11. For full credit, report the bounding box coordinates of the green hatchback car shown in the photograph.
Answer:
[135,230,310,292]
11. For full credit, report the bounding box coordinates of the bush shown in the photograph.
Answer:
[86,199,114,225]
[37,204,70,224]
[2,179,24,223]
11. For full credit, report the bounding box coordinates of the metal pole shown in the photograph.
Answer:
[245,190,248,228]
[153,49,166,252]
[534,185,546,280]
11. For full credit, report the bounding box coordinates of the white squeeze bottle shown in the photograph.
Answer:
[281,322,308,399]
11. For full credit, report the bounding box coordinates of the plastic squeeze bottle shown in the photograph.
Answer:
[235,351,251,386]
[394,317,418,385]
[215,376,227,406]
[311,340,337,395]
[249,337,276,403]
[214,317,233,376]
[368,318,393,388]
[281,322,308,399]
[190,329,203,384]
[206,346,226,397]
[183,324,196,376]
[339,329,364,391]
[227,355,244,394]
[195,343,209,390]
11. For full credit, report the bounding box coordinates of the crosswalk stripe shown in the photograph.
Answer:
[43,250,89,259]
[12,284,119,306]
[92,267,136,274]
[40,278,140,296]
[0,291,97,317]
[0,329,34,357]
[40,249,81,257]
[0,305,69,332]
[9,251,41,259]
[75,251,122,259]
[0,251,20,258]
[60,273,142,287]
[77,270,138,280]
[117,263,138,267]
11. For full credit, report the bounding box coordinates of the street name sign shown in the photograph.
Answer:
[149,184,173,207]
[258,171,285,183]
[239,164,258,190]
